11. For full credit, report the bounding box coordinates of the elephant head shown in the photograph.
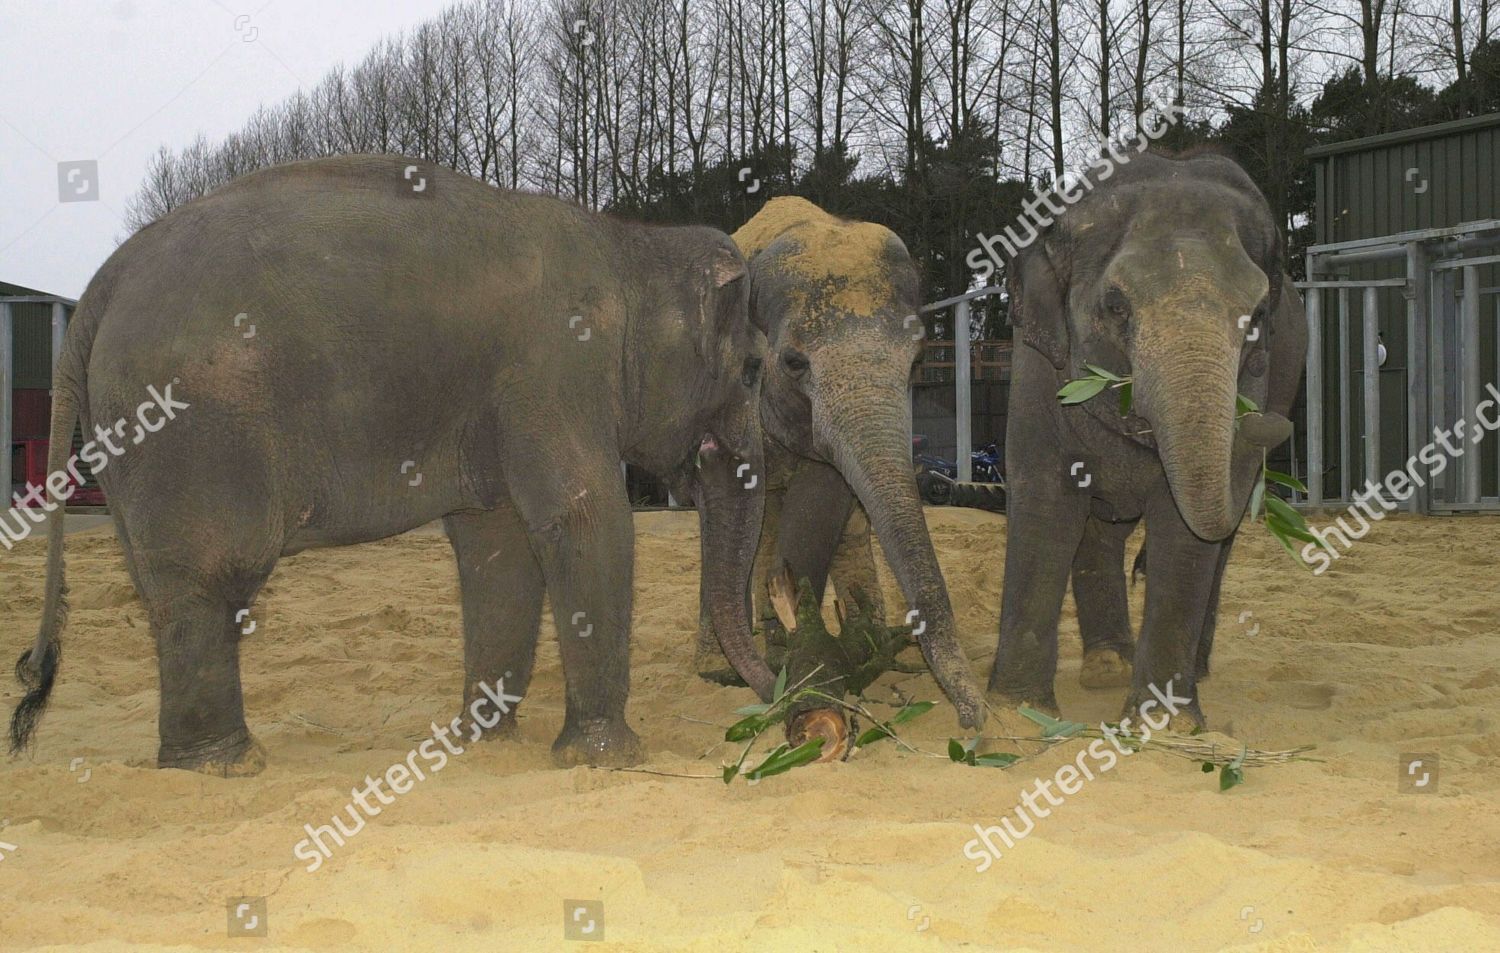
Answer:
[1010,153,1286,541]
[632,229,775,696]
[733,198,985,728]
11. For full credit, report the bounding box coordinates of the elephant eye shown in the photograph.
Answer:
[782,349,810,373]
[741,356,762,387]
[1102,287,1130,318]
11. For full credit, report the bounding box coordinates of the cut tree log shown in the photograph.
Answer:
[767,567,925,762]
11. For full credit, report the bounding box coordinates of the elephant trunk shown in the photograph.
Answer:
[1136,343,1242,541]
[818,383,986,728]
[698,431,776,701]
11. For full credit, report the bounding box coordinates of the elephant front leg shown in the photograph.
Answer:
[1125,502,1225,731]
[1073,516,1138,689]
[517,463,644,767]
[987,468,1091,715]
[445,504,545,741]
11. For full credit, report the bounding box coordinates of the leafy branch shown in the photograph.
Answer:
[1059,372,1332,569]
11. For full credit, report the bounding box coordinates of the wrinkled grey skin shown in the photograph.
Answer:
[10,155,767,774]
[990,152,1306,729]
[691,201,986,729]
[688,463,885,677]
[1070,280,1306,690]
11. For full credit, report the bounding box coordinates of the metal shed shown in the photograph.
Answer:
[1,280,75,505]
[1302,113,1500,514]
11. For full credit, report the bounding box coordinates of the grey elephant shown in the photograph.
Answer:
[989,151,1307,728]
[9,155,768,774]
[1069,279,1305,690]
[691,197,985,728]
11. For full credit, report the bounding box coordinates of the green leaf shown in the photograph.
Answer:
[734,703,772,716]
[1264,469,1308,493]
[1201,761,1216,773]
[1058,377,1110,404]
[722,764,739,784]
[1082,363,1124,382]
[1266,512,1319,545]
[856,725,894,747]
[890,701,935,725]
[1236,393,1260,414]
[1249,476,1266,522]
[972,752,1021,768]
[725,714,770,742]
[746,739,825,780]
[1263,494,1309,533]
[1018,705,1085,738]
[947,738,968,762]
[1219,763,1245,791]
[1117,380,1134,415]
[772,667,788,702]
[1266,521,1312,566]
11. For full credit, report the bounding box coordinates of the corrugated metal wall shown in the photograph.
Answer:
[1314,114,1500,244]
[1307,114,1500,499]
[8,301,55,388]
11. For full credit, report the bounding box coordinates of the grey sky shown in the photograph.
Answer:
[1,0,454,298]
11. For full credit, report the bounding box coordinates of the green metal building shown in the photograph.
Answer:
[1302,113,1500,513]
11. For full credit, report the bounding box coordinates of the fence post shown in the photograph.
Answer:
[955,299,972,483]
[1406,242,1429,514]
[1337,286,1350,500]
[1361,286,1381,492]
[1460,265,1482,504]
[1304,257,1324,508]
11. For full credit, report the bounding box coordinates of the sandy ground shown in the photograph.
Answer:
[2,507,1498,952]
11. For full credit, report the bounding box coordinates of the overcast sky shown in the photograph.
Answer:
[1,0,454,298]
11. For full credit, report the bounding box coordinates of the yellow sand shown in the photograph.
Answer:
[2,509,1499,951]
[732,197,905,316]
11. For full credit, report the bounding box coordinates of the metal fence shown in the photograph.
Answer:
[1301,219,1500,513]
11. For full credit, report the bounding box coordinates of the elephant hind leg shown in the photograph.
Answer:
[1072,516,1138,690]
[133,555,273,777]
[445,504,545,741]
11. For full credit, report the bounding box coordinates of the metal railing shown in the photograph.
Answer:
[1301,219,1500,513]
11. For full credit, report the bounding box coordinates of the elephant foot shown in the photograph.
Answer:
[1121,685,1205,734]
[455,707,521,743]
[974,699,1055,756]
[1079,647,1134,689]
[985,686,1061,719]
[551,717,644,768]
[158,727,266,778]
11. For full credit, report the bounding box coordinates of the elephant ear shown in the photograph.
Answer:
[1007,238,1071,370]
[695,241,750,376]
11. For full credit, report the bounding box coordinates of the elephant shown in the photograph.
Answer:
[988,150,1307,730]
[690,196,985,729]
[1069,279,1305,692]
[8,154,769,774]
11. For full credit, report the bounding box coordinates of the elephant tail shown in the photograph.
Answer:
[9,270,105,755]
